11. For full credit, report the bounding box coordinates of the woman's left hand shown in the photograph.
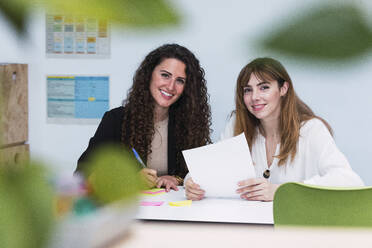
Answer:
[236,178,280,202]
[156,175,179,192]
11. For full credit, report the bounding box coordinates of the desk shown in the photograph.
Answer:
[136,187,273,224]
[112,221,372,248]
[104,187,372,248]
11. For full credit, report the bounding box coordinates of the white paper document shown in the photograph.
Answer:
[182,133,256,198]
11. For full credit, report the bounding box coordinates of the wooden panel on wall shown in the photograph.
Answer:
[0,64,28,146]
[0,144,29,166]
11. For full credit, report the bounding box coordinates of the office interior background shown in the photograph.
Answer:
[1,0,372,184]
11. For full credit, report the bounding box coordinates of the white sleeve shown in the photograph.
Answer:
[303,119,364,187]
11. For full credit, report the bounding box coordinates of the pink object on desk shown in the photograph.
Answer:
[142,189,166,195]
[140,201,164,206]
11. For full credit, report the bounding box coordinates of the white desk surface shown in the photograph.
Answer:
[135,187,273,224]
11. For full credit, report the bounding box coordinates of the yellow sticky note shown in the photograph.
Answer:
[88,97,96,101]
[169,200,192,207]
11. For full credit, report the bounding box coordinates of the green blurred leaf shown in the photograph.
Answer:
[260,4,372,60]
[0,0,29,34]
[40,0,180,27]
[0,181,30,248]
[0,163,55,248]
[86,145,144,205]
[1,0,180,37]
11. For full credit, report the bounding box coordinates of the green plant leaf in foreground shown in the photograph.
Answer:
[0,0,180,36]
[0,181,29,248]
[0,163,55,248]
[40,0,180,27]
[260,4,372,60]
[0,0,29,35]
[86,145,144,205]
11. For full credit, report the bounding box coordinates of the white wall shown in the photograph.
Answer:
[1,0,372,184]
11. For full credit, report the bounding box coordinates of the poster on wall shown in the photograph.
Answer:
[47,75,109,124]
[46,14,110,58]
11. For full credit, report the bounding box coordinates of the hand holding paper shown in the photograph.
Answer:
[182,133,256,198]
[237,178,280,201]
[185,178,205,200]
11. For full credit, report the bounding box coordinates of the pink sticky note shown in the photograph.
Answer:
[140,201,164,206]
[142,189,166,195]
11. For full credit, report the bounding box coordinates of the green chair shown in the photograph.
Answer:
[273,182,372,227]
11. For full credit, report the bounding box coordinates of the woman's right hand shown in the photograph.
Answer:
[139,168,158,188]
[185,178,205,200]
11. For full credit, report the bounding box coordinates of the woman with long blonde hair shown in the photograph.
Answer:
[185,57,363,201]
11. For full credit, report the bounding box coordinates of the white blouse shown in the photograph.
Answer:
[220,114,364,187]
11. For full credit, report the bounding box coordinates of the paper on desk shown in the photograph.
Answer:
[182,133,256,198]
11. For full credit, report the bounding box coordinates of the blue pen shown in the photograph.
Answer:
[132,148,146,168]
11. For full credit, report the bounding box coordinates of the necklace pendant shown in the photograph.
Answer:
[263,169,270,179]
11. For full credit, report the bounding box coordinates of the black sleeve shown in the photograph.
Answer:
[75,107,124,174]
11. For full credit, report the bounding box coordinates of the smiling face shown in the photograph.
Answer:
[243,73,288,123]
[149,58,186,113]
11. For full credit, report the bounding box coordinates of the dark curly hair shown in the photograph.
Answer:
[121,44,212,178]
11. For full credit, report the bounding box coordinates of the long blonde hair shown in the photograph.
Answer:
[234,57,332,166]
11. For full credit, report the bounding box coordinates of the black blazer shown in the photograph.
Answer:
[76,107,180,176]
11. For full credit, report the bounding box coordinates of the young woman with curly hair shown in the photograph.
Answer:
[185,57,363,201]
[76,44,212,191]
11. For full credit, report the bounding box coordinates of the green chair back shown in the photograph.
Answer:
[273,182,372,227]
